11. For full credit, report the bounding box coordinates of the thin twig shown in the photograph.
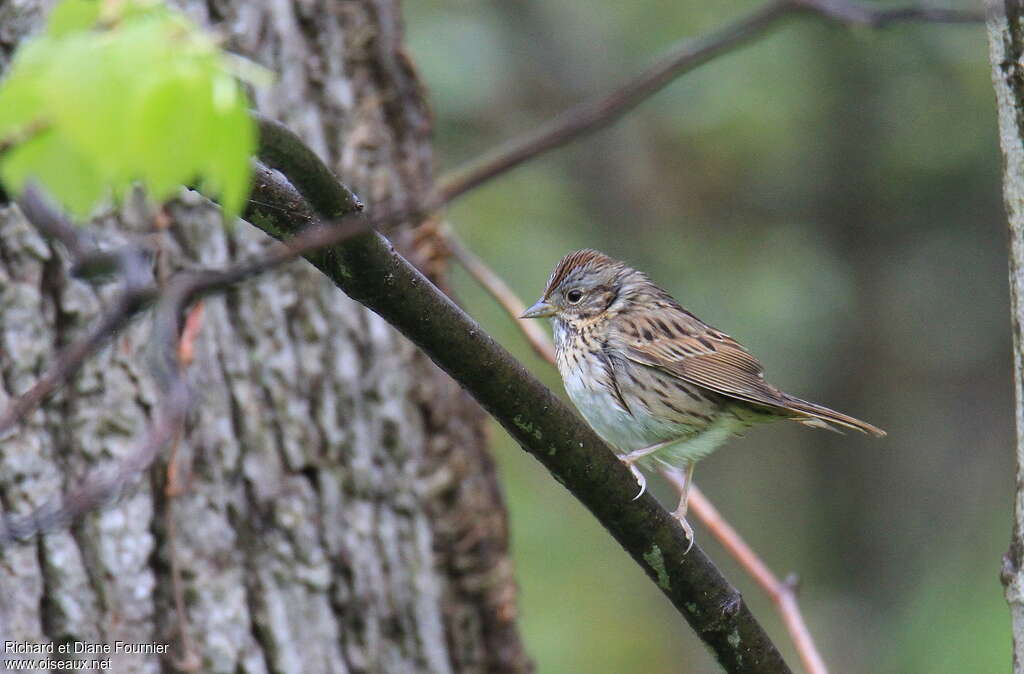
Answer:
[436,0,792,204]
[448,229,829,674]
[177,301,205,367]
[155,274,203,674]
[16,183,90,260]
[163,432,201,673]
[0,290,152,434]
[0,378,189,541]
[0,187,157,434]
[166,491,202,673]
[795,0,984,26]
[436,0,980,203]
[18,183,148,282]
[0,186,160,434]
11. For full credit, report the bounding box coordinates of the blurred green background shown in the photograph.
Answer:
[406,1,1007,672]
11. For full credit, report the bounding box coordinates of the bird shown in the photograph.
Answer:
[520,249,885,548]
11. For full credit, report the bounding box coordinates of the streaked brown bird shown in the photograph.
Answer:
[521,249,885,548]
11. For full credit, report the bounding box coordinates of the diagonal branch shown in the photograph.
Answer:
[253,113,364,217]
[436,0,981,204]
[0,378,189,542]
[795,0,984,26]
[0,289,150,434]
[0,187,156,434]
[436,0,793,204]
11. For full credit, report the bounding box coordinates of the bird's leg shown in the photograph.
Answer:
[620,438,677,500]
[666,462,697,553]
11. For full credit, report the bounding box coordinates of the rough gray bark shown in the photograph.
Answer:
[0,2,529,673]
[989,5,1024,673]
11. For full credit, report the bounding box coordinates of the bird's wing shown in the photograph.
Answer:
[617,304,886,436]
[617,305,790,410]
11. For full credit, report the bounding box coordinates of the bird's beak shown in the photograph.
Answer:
[520,299,557,319]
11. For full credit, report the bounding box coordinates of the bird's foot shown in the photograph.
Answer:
[620,441,672,500]
[623,461,647,500]
[672,509,695,554]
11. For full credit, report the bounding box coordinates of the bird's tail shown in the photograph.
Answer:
[783,395,886,438]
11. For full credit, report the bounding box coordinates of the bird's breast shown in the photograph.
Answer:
[553,319,727,454]
[554,324,672,451]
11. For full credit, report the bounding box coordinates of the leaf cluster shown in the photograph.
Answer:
[0,0,263,219]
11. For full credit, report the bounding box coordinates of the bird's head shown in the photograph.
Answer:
[521,249,641,324]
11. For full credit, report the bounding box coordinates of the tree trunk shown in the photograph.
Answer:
[0,2,530,673]
[989,5,1024,673]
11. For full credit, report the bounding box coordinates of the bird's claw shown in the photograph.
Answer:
[632,468,646,500]
[679,518,694,554]
[624,461,646,500]
[672,511,695,554]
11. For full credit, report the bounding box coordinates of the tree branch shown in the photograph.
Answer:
[795,0,983,26]
[436,0,981,204]
[0,288,149,434]
[436,0,793,204]
[0,187,156,434]
[253,113,364,217]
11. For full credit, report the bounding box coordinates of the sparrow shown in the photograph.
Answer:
[521,249,885,547]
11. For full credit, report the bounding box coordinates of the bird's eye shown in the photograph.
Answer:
[566,289,583,304]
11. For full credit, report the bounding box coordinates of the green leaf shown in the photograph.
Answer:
[0,0,264,221]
